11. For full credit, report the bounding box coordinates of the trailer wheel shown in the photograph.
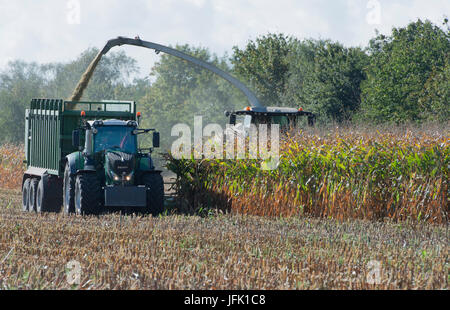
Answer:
[74,173,101,215]
[22,178,31,212]
[63,164,75,214]
[142,173,164,216]
[28,178,39,213]
[36,175,59,213]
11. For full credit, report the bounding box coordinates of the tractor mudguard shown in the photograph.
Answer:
[77,168,97,174]
[138,156,155,172]
[65,152,83,176]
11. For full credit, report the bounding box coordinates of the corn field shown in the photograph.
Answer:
[0,144,24,190]
[166,125,449,223]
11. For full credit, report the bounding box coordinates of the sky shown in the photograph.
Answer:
[0,0,448,77]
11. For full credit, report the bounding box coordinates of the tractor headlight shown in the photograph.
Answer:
[123,172,134,182]
[110,171,120,181]
[111,170,133,182]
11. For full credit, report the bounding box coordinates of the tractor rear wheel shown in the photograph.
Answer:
[74,173,102,215]
[142,173,164,216]
[22,178,31,212]
[28,178,39,213]
[63,164,75,214]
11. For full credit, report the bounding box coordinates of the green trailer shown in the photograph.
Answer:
[22,99,164,215]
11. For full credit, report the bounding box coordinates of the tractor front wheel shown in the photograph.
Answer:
[74,173,102,216]
[142,173,164,216]
[63,164,75,214]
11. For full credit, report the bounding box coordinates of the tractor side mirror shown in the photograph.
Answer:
[72,130,80,149]
[153,131,160,148]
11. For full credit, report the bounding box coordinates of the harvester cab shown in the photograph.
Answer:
[225,106,316,134]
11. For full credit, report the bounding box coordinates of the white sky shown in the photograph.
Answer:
[0,0,448,77]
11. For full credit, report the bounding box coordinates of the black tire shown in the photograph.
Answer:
[28,178,39,213]
[36,175,60,213]
[74,173,102,215]
[22,178,31,212]
[63,164,75,214]
[142,173,164,216]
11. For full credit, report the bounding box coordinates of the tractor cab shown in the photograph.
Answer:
[86,119,138,154]
[71,116,161,186]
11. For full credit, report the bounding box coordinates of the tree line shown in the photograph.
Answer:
[0,18,448,146]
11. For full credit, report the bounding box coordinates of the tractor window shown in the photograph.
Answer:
[94,126,137,153]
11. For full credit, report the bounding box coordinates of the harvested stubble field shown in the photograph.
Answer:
[0,125,448,290]
[0,188,448,289]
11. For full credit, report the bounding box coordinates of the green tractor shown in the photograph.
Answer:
[22,99,164,216]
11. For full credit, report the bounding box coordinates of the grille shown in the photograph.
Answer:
[107,151,135,175]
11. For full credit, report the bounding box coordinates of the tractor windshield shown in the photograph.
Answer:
[93,126,137,153]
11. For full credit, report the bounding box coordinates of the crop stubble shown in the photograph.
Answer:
[0,189,448,289]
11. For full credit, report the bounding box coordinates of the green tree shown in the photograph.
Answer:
[361,19,450,123]
[139,44,244,151]
[0,49,142,144]
[46,48,139,100]
[0,61,48,143]
[418,56,450,121]
[285,39,368,122]
[280,39,316,108]
[231,33,295,105]
[232,35,368,122]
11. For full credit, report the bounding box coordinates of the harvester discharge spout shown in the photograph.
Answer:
[67,36,263,110]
